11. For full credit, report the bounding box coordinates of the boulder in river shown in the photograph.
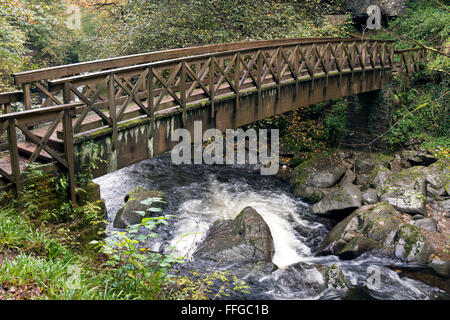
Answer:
[320,203,401,258]
[113,186,167,229]
[193,207,274,264]
[311,182,362,217]
[290,153,347,203]
[394,224,434,265]
[362,188,378,205]
[424,159,450,198]
[428,260,450,278]
[413,218,440,233]
[378,166,427,215]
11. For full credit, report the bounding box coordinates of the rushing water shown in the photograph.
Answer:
[94,153,448,300]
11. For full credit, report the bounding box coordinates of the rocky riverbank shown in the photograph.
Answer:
[284,149,450,277]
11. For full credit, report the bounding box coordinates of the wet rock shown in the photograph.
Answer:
[362,188,378,205]
[370,165,392,188]
[394,224,434,265]
[413,214,425,221]
[320,203,401,258]
[316,264,350,292]
[339,169,357,186]
[424,159,450,198]
[291,185,332,204]
[438,199,450,211]
[389,157,403,173]
[290,154,346,203]
[113,187,167,229]
[428,260,450,278]
[193,207,274,264]
[413,218,440,233]
[355,174,372,189]
[311,183,362,216]
[378,166,427,215]
[400,150,437,167]
[268,262,327,299]
[355,153,393,175]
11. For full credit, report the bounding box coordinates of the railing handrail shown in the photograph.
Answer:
[47,38,394,89]
[0,102,78,121]
[13,37,394,85]
[0,91,24,105]
[394,47,423,53]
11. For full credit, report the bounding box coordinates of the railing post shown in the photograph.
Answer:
[209,57,215,118]
[147,67,155,139]
[181,61,187,128]
[22,84,32,110]
[235,52,240,109]
[7,118,21,196]
[108,73,117,150]
[257,50,262,107]
[62,108,76,205]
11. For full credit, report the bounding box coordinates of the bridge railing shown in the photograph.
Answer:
[394,47,427,75]
[0,93,77,202]
[15,39,396,148]
[12,38,352,111]
[3,38,430,202]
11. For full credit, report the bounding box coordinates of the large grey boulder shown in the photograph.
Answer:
[290,154,346,203]
[424,159,450,198]
[394,224,434,264]
[378,166,427,215]
[362,188,379,204]
[370,165,392,188]
[413,218,440,233]
[193,207,274,263]
[400,150,437,167]
[113,187,167,229]
[428,260,450,278]
[355,153,393,175]
[320,203,401,258]
[311,183,362,216]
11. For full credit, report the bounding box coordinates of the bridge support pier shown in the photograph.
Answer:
[344,90,391,151]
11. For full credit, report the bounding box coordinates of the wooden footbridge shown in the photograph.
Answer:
[0,38,425,203]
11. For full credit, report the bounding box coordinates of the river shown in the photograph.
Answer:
[94,153,448,300]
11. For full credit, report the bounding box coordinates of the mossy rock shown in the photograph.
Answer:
[355,153,394,175]
[193,207,274,263]
[76,182,102,205]
[113,187,167,229]
[394,224,434,264]
[320,203,402,258]
[424,159,450,198]
[290,153,346,203]
[311,182,362,216]
[316,264,350,292]
[377,166,427,215]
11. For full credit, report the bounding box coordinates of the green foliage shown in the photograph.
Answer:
[80,0,351,60]
[388,0,449,49]
[0,0,81,89]
[324,100,348,146]
[386,78,449,149]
